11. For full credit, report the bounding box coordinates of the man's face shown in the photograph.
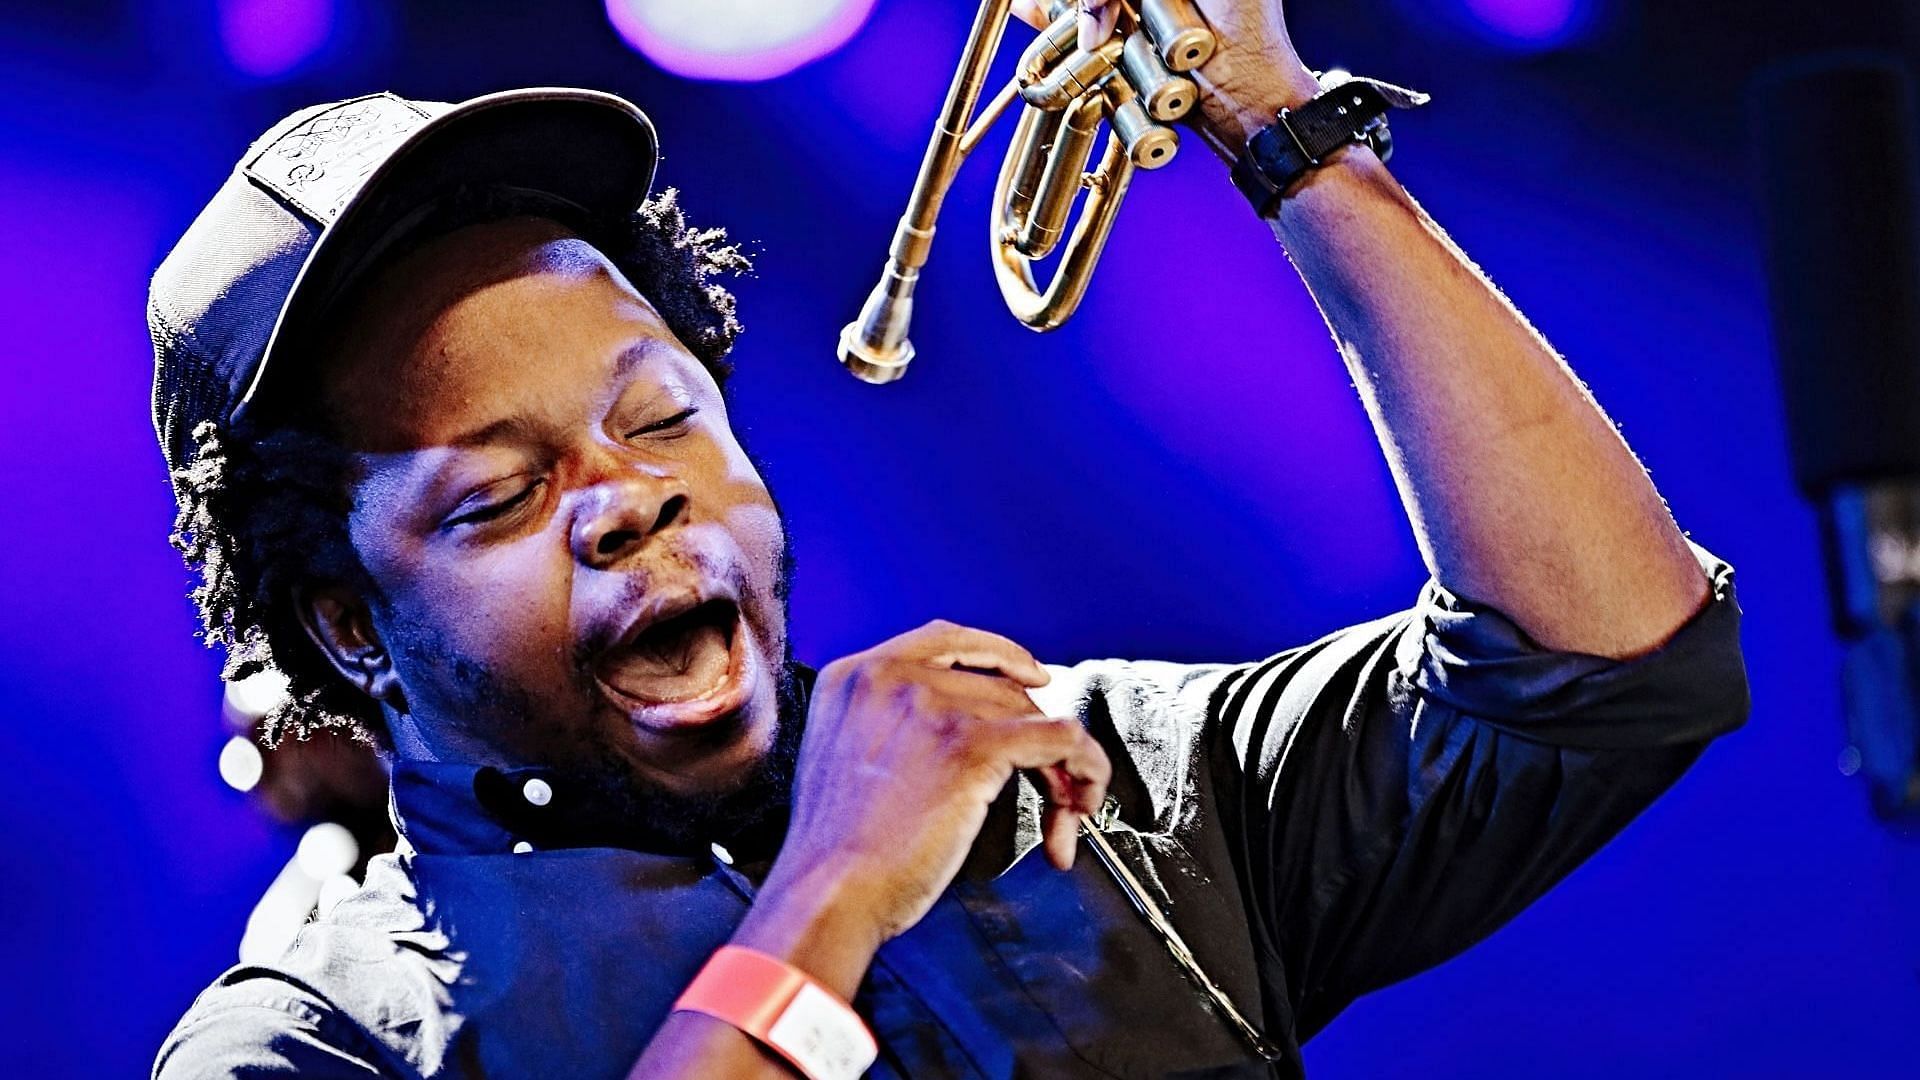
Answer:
[313,216,788,810]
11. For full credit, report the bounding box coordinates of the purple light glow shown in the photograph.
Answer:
[1460,0,1590,46]
[217,0,336,79]
[605,0,877,82]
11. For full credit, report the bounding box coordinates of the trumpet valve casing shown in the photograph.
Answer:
[1119,32,1197,121]
[1105,78,1179,169]
[1140,0,1216,72]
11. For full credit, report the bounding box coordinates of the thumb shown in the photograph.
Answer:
[1011,0,1048,30]
[1077,0,1120,51]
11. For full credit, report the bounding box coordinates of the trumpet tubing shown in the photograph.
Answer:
[836,0,1215,382]
[1003,106,1070,236]
[1021,39,1124,110]
[1017,9,1080,85]
[1018,94,1105,259]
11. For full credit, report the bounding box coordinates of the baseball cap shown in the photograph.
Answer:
[147,88,660,490]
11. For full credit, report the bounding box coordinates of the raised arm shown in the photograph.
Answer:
[1182,0,1709,660]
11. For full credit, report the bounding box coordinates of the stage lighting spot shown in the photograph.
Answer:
[218,735,264,793]
[296,822,360,880]
[1459,0,1591,48]
[226,669,292,720]
[217,0,336,80]
[605,0,878,81]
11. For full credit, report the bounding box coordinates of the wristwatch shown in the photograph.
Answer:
[1230,72,1431,218]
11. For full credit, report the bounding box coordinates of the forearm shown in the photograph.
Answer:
[627,870,880,1079]
[1263,148,1706,658]
[1191,51,1705,658]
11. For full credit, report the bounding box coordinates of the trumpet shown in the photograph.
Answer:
[836,0,1215,384]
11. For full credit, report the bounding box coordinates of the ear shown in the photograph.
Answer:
[294,584,403,706]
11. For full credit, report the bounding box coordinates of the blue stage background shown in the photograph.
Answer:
[3,0,1916,1075]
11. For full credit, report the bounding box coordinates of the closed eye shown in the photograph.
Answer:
[626,406,700,439]
[446,480,543,529]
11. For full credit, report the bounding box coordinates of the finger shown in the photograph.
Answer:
[919,668,1056,722]
[1011,0,1048,30]
[1035,761,1104,816]
[1041,802,1082,870]
[1077,0,1119,52]
[993,717,1111,807]
[903,621,1051,688]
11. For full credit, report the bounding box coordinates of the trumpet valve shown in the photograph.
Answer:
[1119,32,1198,121]
[1140,0,1216,72]
[1105,79,1179,169]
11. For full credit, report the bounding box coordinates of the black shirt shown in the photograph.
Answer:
[154,549,1748,1078]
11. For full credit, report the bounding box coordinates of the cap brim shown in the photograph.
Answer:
[233,87,659,423]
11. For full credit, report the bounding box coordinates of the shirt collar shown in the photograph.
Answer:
[390,760,571,856]
[387,662,814,860]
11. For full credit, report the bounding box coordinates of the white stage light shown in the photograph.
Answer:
[217,735,265,793]
[240,823,364,964]
[226,669,292,719]
[605,0,877,82]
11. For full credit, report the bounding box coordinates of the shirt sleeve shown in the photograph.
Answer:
[153,971,392,1080]
[1213,544,1748,1038]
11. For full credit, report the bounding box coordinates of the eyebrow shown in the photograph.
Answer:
[447,413,539,450]
[614,338,669,379]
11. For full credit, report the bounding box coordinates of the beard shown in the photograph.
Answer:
[548,659,809,860]
[387,509,806,861]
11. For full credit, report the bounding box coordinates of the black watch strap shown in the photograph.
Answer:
[1231,76,1430,218]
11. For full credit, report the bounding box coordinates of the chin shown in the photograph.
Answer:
[609,675,783,799]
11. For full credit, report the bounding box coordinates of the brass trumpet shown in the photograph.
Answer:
[836,0,1215,383]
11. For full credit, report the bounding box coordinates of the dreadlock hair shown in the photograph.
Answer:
[167,186,753,747]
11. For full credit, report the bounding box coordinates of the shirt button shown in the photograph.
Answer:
[522,777,553,807]
[710,842,734,866]
[512,841,534,854]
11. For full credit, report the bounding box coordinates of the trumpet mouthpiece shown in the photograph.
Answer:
[837,264,918,384]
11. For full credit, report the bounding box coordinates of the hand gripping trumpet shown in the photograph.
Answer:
[836,0,1215,383]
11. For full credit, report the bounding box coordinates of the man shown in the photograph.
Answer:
[149,0,1748,1076]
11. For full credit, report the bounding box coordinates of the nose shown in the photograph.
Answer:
[569,462,691,570]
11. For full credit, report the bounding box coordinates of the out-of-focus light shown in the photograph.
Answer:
[1458,0,1592,49]
[226,669,292,720]
[240,822,362,964]
[295,822,360,879]
[1840,745,1864,777]
[605,0,878,82]
[217,0,337,80]
[218,735,265,793]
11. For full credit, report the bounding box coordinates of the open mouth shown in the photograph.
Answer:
[596,597,754,731]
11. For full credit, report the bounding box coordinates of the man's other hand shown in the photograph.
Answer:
[766,620,1111,947]
[1009,0,1323,159]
